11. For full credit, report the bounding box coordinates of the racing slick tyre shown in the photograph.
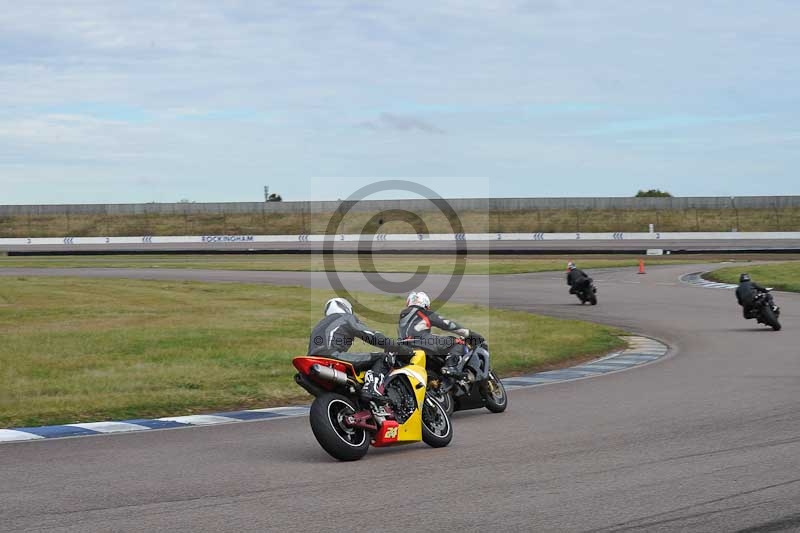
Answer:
[427,371,454,415]
[481,370,508,413]
[762,307,782,331]
[421,393,453,448]
[309,392,370,461]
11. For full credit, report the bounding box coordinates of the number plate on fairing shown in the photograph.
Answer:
[372,421,400,446]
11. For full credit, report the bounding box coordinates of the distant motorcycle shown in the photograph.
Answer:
[574,279,598,305]
[746,289,781,331]
[422,340,508,416]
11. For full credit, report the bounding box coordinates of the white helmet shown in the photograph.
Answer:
[406,291,431,309]
[324,297,353,316]
[567,261,576,271]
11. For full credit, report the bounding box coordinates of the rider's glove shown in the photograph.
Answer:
[387,343,415,357]
[467,331,486,346]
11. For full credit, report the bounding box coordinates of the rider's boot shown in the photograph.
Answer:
[360,370,389,417]
[440,352,466,380]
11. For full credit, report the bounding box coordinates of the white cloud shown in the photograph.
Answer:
[1,1,799,202]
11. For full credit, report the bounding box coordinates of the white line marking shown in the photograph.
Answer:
[563,367,606,374]
[0,429,44,442]
[68,422,151,433]
[1,336,670,444]
[158,415,239,425]
[608,356,655,364]
[249,406,310,416]
[580,364,635,371]
[502,376,544,383]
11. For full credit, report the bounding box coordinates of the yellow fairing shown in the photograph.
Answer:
[390,349,428,443]
[409,349,426,368]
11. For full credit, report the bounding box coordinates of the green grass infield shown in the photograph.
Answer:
[705,263,800,293]
[0,276,625,428]
[0,253,702,275]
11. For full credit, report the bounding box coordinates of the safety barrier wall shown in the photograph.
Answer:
[2,196,800,216]
[4,231,800,248]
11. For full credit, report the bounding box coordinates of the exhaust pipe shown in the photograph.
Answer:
[310,364,348,386]
[295,373,326,397]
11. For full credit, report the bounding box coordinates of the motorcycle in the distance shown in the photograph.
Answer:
[747,288,781,331]
[292,349,452,461]
[574,279,598,305]
[420,339,508,416]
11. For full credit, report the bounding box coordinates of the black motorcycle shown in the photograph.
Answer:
[423,340,508,416]
[748,289,781,331]
[574,279,598,305]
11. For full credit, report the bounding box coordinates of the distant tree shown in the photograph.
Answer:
[267,193,283,202]
[635,189,673,198]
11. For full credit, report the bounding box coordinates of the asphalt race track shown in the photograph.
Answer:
[1,264,799,532]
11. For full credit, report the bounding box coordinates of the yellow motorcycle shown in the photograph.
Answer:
[292,349,453,461]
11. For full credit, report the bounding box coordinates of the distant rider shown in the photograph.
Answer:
[566,261,592,294]
[397,291,485,379]
[736,273,777,319]
[308,297,413,409]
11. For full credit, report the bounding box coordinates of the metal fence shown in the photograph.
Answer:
[2,196,799,216]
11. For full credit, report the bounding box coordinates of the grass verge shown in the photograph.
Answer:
[3,206,800,237]
[0,277,624,428]
[705,263,800,292]
[0,254,709,275]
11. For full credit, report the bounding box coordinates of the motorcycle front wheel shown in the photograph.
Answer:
[309,392,370,461]
[427,371,454,415]
[421,394,453,448]
[480,370,508,413]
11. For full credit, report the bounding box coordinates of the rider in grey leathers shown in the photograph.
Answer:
[397,291,485,379]
[308,298,413,407]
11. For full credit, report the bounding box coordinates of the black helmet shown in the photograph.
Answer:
[739,273,751,282]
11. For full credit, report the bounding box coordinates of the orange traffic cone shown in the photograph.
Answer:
[638,259,646,274]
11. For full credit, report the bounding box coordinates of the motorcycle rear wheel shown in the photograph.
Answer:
[480,370,508,413]
[421,394,453,448]
[762,307,782,331]
[309,392,370,461]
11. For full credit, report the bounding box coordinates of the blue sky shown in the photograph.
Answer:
[1,1,799,204]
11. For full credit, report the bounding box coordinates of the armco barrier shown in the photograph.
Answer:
[3,231,800,248]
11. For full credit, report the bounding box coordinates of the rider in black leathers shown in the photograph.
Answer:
[566,261,592,294]
[397,291,485,379]
[308,297,413,407]
[735,273,776,319]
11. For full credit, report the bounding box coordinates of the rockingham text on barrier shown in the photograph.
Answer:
[201,235,255,243]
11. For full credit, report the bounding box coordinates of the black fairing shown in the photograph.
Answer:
[427,342,496,412]
[384,375,417,424]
